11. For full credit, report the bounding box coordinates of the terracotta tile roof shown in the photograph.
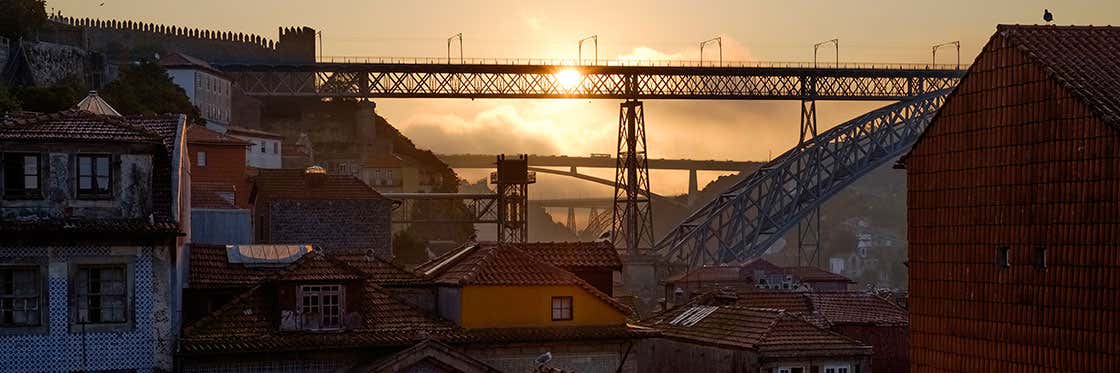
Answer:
[331,250,427,285]
[188,245,424,289]
[251,168,385,202]
[188,244,278,289]
[225,125,284,139]
[806,292,909,327]
[642,305,870,358]
[735,292,815,314]
[514,241,622,271]
[450,324,659,345]
[367,339,501,373]
[179,281,462,354]
[417,242,633,315]
[785,266,855,284]
[664,265,741,283]
[191,182,239,210]
[0,110,175,146]
[997,25,1120,130]
[158,52,226,77]
[271,251,366,282]
[187,125,250,146]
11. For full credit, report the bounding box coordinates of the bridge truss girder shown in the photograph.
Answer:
[654,90,950,267]
[217,64,962,100]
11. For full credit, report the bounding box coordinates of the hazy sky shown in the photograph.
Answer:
[48,0,1119,196]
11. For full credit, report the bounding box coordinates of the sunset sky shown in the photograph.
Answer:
[47,0,1120,197]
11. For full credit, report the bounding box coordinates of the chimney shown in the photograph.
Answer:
[304,165,327,187]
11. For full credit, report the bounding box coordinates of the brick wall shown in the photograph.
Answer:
[267,199,392,257]
[906,33,1120,371]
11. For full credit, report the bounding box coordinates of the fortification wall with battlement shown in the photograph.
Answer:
[45,15,316,64]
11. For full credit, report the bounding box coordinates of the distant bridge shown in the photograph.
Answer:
[438,154,757,171]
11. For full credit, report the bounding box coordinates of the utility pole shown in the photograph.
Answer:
[932,41,961,69]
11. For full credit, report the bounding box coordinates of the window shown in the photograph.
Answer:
[778,368,804,373]
[1034,246,1047,270]
[0,267,41,327]
[273,142,279,154]
[74,266,127,324]
[197,151,207,167]
[3,153,42,199]
[997,246,1010,268]
[260,141,267,153]
[824,365,851,373]
[77,154,111,198]
[551,296,573,321]
[299,285,343,330]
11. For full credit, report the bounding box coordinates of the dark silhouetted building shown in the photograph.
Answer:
[901,25,1120,371]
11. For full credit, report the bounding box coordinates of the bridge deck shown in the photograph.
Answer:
[438,154,760,171]
[215,60,965,100]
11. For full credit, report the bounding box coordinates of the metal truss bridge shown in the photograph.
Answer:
[214,58,962,100]
[653,90,950,266]
[214,57,963,266]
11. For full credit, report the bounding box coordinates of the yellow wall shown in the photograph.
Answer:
[459,285,627,328]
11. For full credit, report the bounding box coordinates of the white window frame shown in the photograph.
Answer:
[824,364,851,373]
[197,151,207,167]
[298,284,344,331]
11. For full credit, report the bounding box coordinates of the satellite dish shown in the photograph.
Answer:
[1043,9,1053,23]
[535,351,553,365]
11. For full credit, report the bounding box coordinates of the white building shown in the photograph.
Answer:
[225,126,284,169]
[160,52,232,129]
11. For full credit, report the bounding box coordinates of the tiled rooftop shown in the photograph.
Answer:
[187,245,424,289]
[805,292,908,327]
[0,110,179,149]
[514,241,622,270]
[179,281,461,354]
[187,125,250,146]
[251,168,385,201]
[417,242,633,315]
[785,266,855,284]
[997,25,1120,129]
[642,305,870,358]
[191,182,239,210]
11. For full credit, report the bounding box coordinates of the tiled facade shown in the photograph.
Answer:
[0,246,174,372]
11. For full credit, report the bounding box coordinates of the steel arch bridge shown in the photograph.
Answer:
[653,90,950,267]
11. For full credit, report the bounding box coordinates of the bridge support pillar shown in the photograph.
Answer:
[493,155,534,243]
[612,99,655,257]
[797,97,822,267]
[687,169,699,207]
[566,207,576,232]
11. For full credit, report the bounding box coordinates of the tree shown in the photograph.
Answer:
[0,83,19,116]
[13,76,84,113]
[0,0,47,40]
[100,61,203,123]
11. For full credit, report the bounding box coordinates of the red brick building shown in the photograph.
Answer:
[902,25,1120,371]
[187,125,250,207]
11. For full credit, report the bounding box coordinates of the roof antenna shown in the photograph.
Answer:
[1043,9,1054,23]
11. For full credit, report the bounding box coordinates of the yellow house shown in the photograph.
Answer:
[416,242,632,329]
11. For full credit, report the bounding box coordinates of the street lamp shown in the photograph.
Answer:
[448,33,463,64]
[578,35,598,65]
[700,37,722,67]
[932,41,960,69]
[813,39,838,68]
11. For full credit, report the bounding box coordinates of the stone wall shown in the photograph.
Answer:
[267,199,393,256]
[44,16,315,64]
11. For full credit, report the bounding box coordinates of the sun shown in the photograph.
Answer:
[555,69,583,91]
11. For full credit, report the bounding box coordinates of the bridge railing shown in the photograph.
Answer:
[315,56,967,70]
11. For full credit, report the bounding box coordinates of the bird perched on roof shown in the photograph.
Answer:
[1043,9,1054,23]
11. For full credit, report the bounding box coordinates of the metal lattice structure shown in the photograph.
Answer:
[654,90,951,267]
[613,100,655,256]
[215,62,963,100]
[383,193,498,224]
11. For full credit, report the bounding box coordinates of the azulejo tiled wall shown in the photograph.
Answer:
[0,246,173,373]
